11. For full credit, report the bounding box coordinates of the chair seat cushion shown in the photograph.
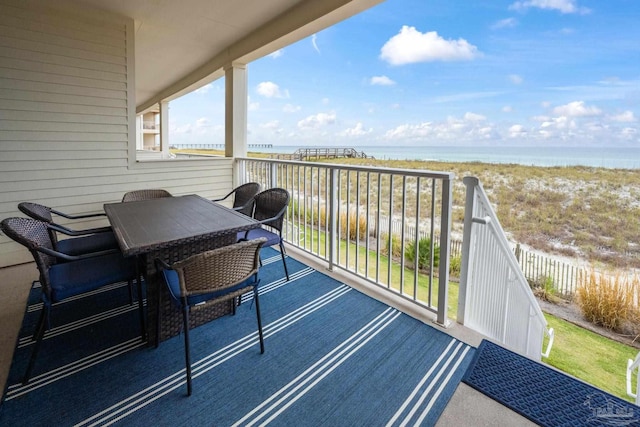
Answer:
[57,232,119,256]
[48,252,137,302]
[238,227,280,247]
[162,269,256,306]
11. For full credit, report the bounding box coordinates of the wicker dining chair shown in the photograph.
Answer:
[212,182,261,216]
[238,188,290,281]
[121,189,172,202]
[18,202,117,256]
[0,217,145,384]
[155,238,266,396]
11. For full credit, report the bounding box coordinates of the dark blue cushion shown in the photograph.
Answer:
[162,268,257,306]
[240,227,281,247]
[57,232,119,256]
[48,252,137,302]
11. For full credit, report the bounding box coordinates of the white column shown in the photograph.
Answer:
[159,101,169,157]
[225,64,248,158]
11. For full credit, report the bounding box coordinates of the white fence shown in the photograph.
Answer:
[459,176,554,361]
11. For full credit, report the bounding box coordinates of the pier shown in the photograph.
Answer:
[171,143,272,149]
[269,147,374,160]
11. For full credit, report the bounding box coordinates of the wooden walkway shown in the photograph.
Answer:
[269,147,374,160]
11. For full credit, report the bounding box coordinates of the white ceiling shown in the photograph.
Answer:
[70,0,384,112]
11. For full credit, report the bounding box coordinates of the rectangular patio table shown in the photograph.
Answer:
[104,194,260,343]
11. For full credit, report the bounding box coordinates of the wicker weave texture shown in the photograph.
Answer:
[145,233,242,342]
[1,217,59,300]
[173,238,265,297]
[122,189,172,202]
[253,188,289,231]
[18,202,54,223]
[213,182,261,216]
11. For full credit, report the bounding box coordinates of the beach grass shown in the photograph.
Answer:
[323,157,640,270]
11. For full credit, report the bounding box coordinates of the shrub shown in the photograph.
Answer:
[449,255,461,277]
[339,210,367,241]
[576,269,640,333]
[405,237,440,271]
[379,233,402,258]
[530,275,557,302]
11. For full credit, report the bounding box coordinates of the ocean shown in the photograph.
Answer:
[252,145,640,170]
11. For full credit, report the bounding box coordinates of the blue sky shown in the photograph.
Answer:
[169,0,640,148]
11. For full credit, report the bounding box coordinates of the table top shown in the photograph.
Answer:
[104,194,259,256]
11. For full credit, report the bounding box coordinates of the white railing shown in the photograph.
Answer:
[236,157,454,325]
[627,352,640,405]
[459,176,554,361]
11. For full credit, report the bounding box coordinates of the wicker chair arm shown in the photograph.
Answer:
[35,245,119,262]
[48,222,112,237]
[49,208,107,220]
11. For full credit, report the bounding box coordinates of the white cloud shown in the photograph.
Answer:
[194,84,212,94]
[508,74,523,85]
[260,120,281,131]
[196,117,210,127]
[269,49,283,59]
[339,123,373,137]
[502,105,513,113]
[552,101,602,117]
[508,124,527,138]
[491,18,518,30]
[370,75,396,86]
[297,112,336,130]
[311,34,320,54]
[382,114,496,142]
[620,127,637,139]
[321,98,330,105]
[610,111,636,123]
[283,104,301,113]
[256,81,288,98]
[380,26,480,65]
[509,0,590,14]
[464,112,486,121]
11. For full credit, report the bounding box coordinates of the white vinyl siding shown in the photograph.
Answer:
[0,0,235,267]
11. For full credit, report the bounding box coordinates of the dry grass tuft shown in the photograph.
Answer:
[576,269,640,334]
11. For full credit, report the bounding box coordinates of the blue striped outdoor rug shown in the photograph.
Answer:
[463,339,640,427]
[1,248,474,426]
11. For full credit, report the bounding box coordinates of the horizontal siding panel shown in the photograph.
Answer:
[0,130,127,142]
[0,67,127,91]
[0,172,232,211]
[0,34,126,66]
[0,166,232,192]
[0,21,126,58]
[0,120,126,133]
[0,158,127,171]
[0,110,127,125]
[0,7,126,47]
[0,85,127,107]
[0,140,127,151]
[0,98,125,117]
[0,45,127,75]
[0,57,126,83]
[0,149,129,161]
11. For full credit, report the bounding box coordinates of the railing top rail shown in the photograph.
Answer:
[236,157,454,180]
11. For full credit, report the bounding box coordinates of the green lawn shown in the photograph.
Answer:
[543,313,638,402]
